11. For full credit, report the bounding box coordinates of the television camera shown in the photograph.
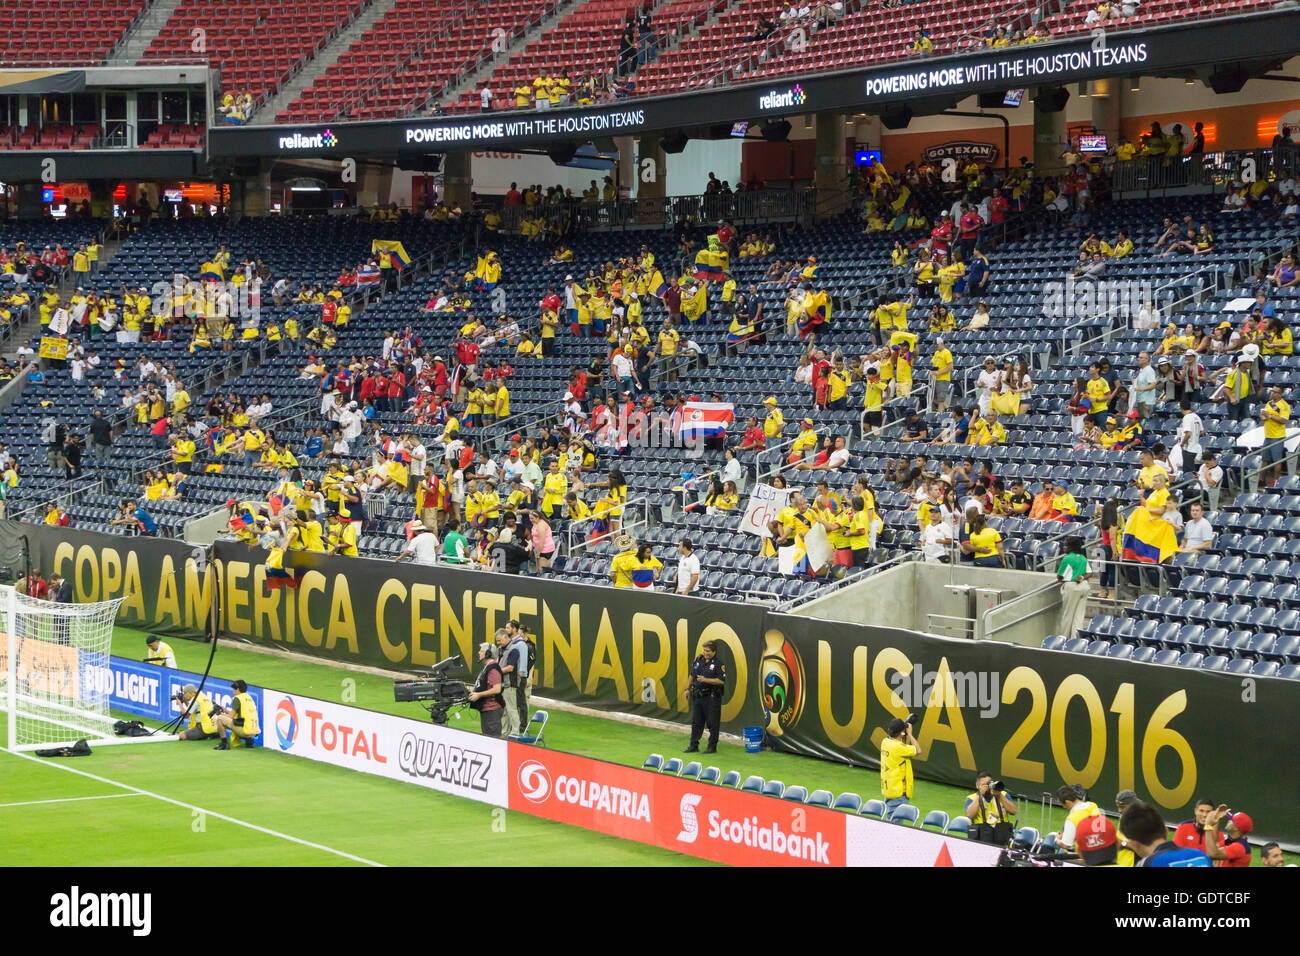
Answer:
[393,655,472,725]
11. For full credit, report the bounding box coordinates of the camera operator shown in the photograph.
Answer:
[496,622,532,738]
[467,641,505,738]
[880,716,922,814]
[1053,784,1101,852]
[683,639,726,754]
[144,633,177,668]
[174,683,219,742]
[213,679,260,750]
[964,770,1016,843]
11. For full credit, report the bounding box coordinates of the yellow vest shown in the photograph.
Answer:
[189,692,217,734]
[233,691,260,735]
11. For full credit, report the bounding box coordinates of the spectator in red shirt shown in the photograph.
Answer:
[663,283,682,321]
[1203,807,1253,868]
[957,202,984,260]
[337,268,357,288]
[54,244,68,267]
[387,366,406,412]
[18,569,49,599]
[989,187,1008,225]
[504,183,523,207]
[150,415,170,449]
[1172,797,1225,854]
[457,338,481,371]
[432,357,449,398]
[358,373,377,406]
[809,348,831,407]
[321,299,338,325]
[737,415,766,450]
[930,213,954,256]
[540,288,561,314]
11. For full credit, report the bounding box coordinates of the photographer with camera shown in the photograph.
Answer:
[683,639,726,754]
[213,679,260,750]
[964,770,1017,843]
[880,716,922,814]
[496,622,533,738]
[174,683,220,742]
[467,642,505,738]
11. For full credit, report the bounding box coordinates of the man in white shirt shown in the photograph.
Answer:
[975,357,1000,416]
[396,526,440,565]
[1181,503,1214,553]
[479,84,493,112]
[1178,399,1203,475]
[408,435,427,482]
[921,510,953,563]
[15,340,34,363]
[676,538,701,594]
[1196,451,1223,500]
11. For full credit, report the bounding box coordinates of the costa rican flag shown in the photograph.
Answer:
[356,265,380,286]
[677,401,734,439]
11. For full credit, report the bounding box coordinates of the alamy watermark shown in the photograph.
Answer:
[146,277,262,323]
[49,886,152,936]
[889,668,1001,718]
[1043,277,1156,325]
[591,405,706,459]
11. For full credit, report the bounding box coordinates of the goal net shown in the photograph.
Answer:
[1,585,166,752]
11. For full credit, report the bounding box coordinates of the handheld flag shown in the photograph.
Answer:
[371,239,411,271]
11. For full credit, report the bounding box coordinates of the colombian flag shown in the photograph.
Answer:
[204,463,224,473]
[200,261,223,282]
[371,239,411,271]
[779,535,813,577]
[693,248,724,282]
[649,268,668,298]
[1120,494,1179,565]
[630,563,657,588]
[798,291,829,339]
[229,506,258,530]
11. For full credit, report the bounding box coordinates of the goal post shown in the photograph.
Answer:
[1,585,171,752]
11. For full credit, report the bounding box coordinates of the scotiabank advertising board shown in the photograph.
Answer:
[265,691,508,806]
[507,744,993,866]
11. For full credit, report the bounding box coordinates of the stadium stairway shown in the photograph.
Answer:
[105,0,186,65]
[253,0,407,123]
[430,0,582,115]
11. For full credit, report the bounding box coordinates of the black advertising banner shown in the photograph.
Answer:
[0,522,213,638]
[759,613,1300,846]
[9,524,1297,844]
[206,8,1300,159]
[0,69,86,95]
[211,542,767,730]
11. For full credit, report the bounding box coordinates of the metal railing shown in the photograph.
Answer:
[979,578,1062,642]
[1110,144,1300,196]
[1059,261,1225,360]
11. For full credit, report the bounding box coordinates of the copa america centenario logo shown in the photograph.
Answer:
[758,629,804,737]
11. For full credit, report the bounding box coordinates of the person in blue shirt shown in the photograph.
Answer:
[304,429,324,459]
[1121,801,1213,867]
[111,498,158,536]
[26,366,45,384]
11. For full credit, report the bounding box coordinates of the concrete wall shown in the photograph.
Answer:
[795,561,1057,644]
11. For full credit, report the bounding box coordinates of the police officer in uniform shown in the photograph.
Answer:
[684,640,726,753]
[175,683,219,742]
[214,679,261,750]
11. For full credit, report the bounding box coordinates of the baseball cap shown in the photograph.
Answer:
[182,683,197,694]
[763,396,777,405]
[886,717,908,736]
[1231,812,1254,835]
[1076,815,1118,863]
[1115,789,1138,808]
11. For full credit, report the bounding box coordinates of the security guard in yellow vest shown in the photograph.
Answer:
[176,684,220,741]
[214,679,260,749]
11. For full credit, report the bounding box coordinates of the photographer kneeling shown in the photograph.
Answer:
[213,679,260,750]
[965,770,1017,843]
[174,683,219,742]
[468,642,505,738]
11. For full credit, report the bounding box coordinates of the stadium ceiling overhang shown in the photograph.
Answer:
[209,7,1300,161]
